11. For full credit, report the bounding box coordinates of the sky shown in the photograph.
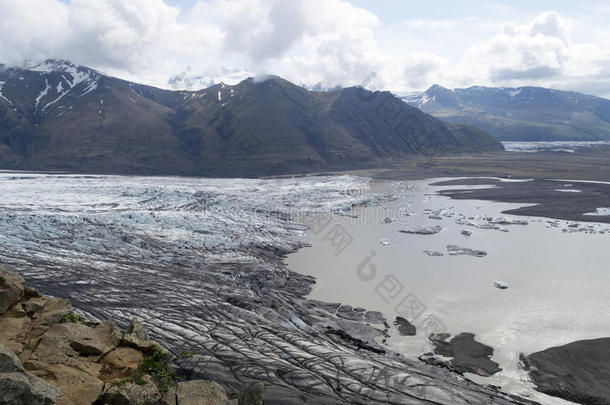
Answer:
[1,0,609,96]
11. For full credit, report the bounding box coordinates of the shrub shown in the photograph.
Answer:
[60,312,81,323]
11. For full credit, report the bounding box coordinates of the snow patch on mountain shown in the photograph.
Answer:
[25,60,102,110]
[81,80,98,96]
[0,81,11,104]
[35,78,51,108]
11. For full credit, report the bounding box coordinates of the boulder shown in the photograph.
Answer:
[96,374,176,405]
[0,342,61,405]
[0,269,25,315]
[0,314,32,353]
[0,342,24,373]
[100,347,143,382]
[176,380,236,405]
[30,320,121,364]
[39,298,73,326]
[121,318,165,356]
[22,298,46,317]
[0,372,61,405]
[394,316,416,336]
[25,362,103,405]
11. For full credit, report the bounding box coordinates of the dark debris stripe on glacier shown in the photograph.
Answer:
[0,173,535,404]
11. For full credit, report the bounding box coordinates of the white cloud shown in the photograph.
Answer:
[452,11,610,95]
[0,2,609,97]
[404,18,476,32]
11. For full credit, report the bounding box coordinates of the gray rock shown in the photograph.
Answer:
[0,373,60,405]
[127,318,149,342]
[0,269,25,315]
[394,316,416,336]
[97,374,175,405]
[0,343,61,405]
[0,342,24,373]
[121,318,165,355]
[22,298,45,316]
[176,380,235,405]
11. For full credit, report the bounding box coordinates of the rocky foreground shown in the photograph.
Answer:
[0,268,264,405]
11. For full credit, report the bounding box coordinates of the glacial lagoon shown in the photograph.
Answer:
[287,178,610,403]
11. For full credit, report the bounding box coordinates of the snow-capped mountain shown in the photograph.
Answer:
[404,85,610,141]
[1,59,102,114]
[0,59,502,176]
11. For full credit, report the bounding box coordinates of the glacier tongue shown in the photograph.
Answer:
[0,172,530,404]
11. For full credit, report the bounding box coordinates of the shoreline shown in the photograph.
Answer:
[287,177,610,404]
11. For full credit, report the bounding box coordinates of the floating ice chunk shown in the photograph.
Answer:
[423,250,444,257]
[447,245,487,257]
[400,225,442,235]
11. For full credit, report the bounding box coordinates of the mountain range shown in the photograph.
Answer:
[404,85,610,141]
[0,60,501,177]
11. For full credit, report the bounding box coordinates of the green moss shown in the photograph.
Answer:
[177,350,198,359]
[105,347,175,394]
[60,312,82,323]
[138,346,176,393]
[110,371,146,388]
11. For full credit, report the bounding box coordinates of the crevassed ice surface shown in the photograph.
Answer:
[0,172,534,405]
[0,172,375,273]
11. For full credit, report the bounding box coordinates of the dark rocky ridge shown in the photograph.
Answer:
[404,84,610,141]
[0,60,502,177]
[523,338,610,405]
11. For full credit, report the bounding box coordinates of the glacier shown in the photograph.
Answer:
[0,172,532,404]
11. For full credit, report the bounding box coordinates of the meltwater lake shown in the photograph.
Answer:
[287,178,610,402]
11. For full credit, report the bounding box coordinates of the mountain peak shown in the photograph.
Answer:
[29,59,81,73]
[428,84,451,92]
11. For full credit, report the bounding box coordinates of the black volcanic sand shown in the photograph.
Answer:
[373,147,610,183]
[394,316,416,336]
[421,332,502,377]
[522,338,610,405]
[431,177,610,224]
[368,147,610,224]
